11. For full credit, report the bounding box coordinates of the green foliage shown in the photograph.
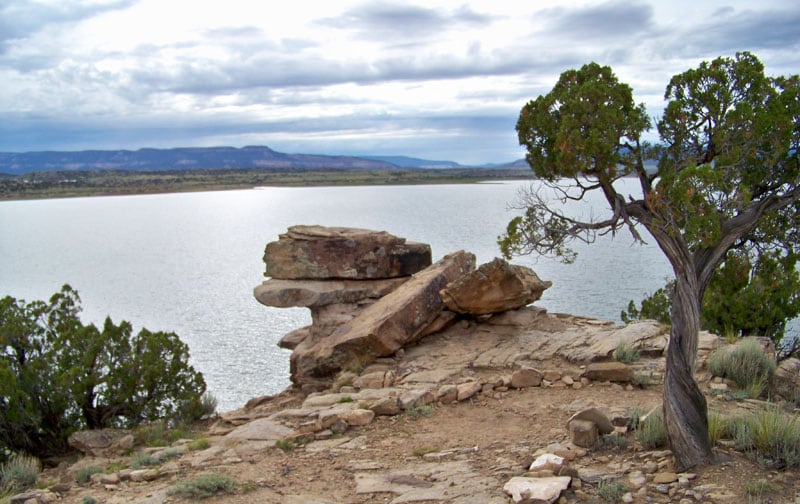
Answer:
[707,411,734,445]
[596,480,628,502]
[612,341,640,364]
[82,497,98,504]
[707,339,776,396]
[74,467,102,484]
[623,250,800,349]
[405,404,434,418]
[733,406,800,468]
[187,437,210,451]
[0,286,207,459]
[0,453,40,493]
[635,410,667,449]
[168,473,236,499]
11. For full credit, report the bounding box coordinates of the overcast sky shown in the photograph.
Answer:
[1,0,799,165]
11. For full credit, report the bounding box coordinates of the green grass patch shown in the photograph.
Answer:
[188,437,210,451]
[596,480,628,502]
[74,467,102,484]
[708,339,775,398]
[613,341,640,364]
[635,409,667,450]
[733,406,800,469]
[168,473,236,499]
[405,404,434,419]
[0,453,41,493]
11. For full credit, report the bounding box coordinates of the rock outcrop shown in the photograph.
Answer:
[257,226,554,390]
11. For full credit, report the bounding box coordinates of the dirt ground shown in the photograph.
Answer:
[42,358,800,504]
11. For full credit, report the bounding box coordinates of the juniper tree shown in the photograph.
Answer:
[500,52,800,470]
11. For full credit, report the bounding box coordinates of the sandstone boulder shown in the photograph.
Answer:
[290,251,475,382]
[264,225,431,280]
[68,428,134,457]
[772,357,800,403]
[503,476,571,504]
[254,277,407,308]
[582,362,634,383]
[440,257,551,315]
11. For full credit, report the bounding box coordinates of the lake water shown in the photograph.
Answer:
[0,180,672,412]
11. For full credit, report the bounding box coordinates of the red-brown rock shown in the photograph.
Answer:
[264,225,431,280]
[440,258,551,315]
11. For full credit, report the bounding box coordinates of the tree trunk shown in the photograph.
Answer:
[663,274,713,471]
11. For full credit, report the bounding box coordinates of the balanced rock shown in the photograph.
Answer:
[264,225,431,280]
[440,257,551,315]
[290,251,475,381]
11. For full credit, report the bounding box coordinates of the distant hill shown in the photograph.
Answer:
[358,155,463,169]
[0,146,400,174]
[0,145,525,174]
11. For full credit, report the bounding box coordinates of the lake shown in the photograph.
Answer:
[0,180,672,412]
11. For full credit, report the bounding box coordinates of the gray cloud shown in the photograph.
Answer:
[0,0,137,53]
[318,2,494,40]
[537,1,654,40]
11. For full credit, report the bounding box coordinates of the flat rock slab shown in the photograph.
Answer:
[255,277,408,308]
[264,225,432,280]
[224,417,293,442]
[503,476,571,504]
[355,461,504,503]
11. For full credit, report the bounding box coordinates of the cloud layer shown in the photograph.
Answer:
[1,0,798,164]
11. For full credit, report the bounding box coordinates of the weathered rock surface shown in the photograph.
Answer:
[582,361,634,383]
[291,251,476,382]
[264,225,432,280]
[440,257,551,315]
[772,357,800,403]
[255,277,408,308]
[503,476,571,503]
[67,428,134,457]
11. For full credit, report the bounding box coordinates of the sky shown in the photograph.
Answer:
[1,1,799,165]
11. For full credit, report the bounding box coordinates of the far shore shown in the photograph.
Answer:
[0,167,534,201]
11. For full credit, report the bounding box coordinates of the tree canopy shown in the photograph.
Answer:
[0,285,209,459]
[501,52,799,470]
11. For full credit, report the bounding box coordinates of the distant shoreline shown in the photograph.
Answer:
[0,167,533,201]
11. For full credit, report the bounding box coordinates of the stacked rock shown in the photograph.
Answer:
[255,225,552,392]
[254,225,436,389]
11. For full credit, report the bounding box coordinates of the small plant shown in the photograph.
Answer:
[411,447,437,457]
[596,480,628,502]
[745,478,780,496]
[131,452,157,469]
[405,404,434,419]
[168,473,236,499]
[596,433,628,451]
[632,372,651,388]
[635,409,667,450]
[613,341,640,364]
[82,496,98,504]
[74,467,102,484]
[733,406,800,468]
[707,339,776,397]
[275,439,299,452]
[134,421,168,447]
[339,396,354,403]
[105,460,127,473]
[708,410,734,445]
[188,437,210,451]
[0,452,41,493]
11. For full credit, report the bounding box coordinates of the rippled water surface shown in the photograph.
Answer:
[0,180,672,411]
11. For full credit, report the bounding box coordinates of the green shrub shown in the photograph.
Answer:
[82,497,98,504]
[0,453,40,493]
[405,404,434,418]
[708,410,734,445]
[613,341,640,364]
[188,438,210,451]
[168,473,236,499]
[708,339,776,397]
[596,480,628,502]
[0,286,207,459]
[74,467,102,484]
[745,478,780,498]
[635,410,667,449]
[733,406,800,468]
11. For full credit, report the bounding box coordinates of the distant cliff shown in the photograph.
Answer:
[0,146,402,174]
[0,146,526,174]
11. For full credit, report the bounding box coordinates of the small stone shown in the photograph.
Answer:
[456,381,483,401]
[568,419,598,448]
[511,367,543,388]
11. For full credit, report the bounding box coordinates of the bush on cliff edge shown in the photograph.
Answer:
[0,285,207,460]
